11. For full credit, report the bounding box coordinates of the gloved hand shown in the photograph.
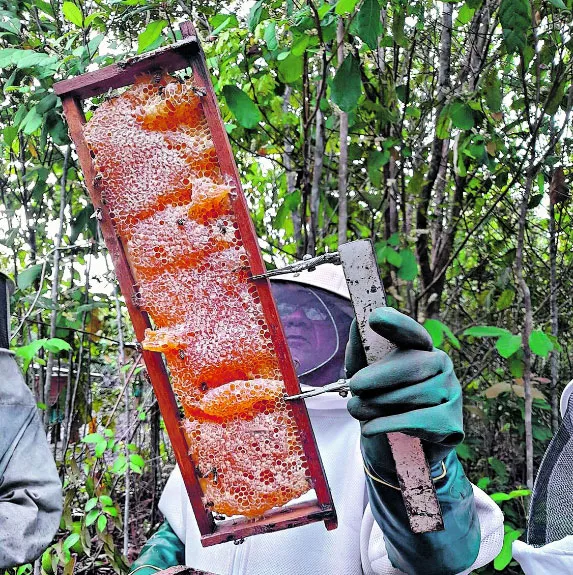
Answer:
[130,520,185,574]
[346,308,480,575]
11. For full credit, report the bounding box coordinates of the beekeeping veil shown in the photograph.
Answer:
[527,379,573,546]
[271,263,354,387]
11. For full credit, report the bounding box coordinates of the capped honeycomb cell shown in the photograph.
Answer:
[83,72,310,518]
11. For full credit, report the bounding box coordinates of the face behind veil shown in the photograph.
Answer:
[270,282,354,388]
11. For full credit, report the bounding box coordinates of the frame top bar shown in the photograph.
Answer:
[54,35,199,100]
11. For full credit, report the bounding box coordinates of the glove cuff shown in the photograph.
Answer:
[365,450,481,575]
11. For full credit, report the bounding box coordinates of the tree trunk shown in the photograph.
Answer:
[308,63,326,256]
[549,198,559,432]
[44,146,70,428]
[337,18,348,247]
[516,171,534,489]
[282,86,302,254]
[415,2,452,318]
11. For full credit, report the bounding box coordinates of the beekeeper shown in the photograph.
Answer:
[131,264,504,575]
[0,272,62,568]
[511,379,573,573]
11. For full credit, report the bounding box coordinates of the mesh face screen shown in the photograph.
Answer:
[0,279,9,350]
[528,394,573,546]
[83,73,311,518]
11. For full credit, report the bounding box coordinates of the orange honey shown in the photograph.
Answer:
[84,73,310,517]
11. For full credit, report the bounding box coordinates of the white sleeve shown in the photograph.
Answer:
[158,466,188,543]
[360,484,504,575]
[513,536,573,574]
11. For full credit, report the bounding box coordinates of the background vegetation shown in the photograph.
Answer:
[1,0,572,572]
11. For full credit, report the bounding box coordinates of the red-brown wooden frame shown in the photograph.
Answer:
[55,22,336,546]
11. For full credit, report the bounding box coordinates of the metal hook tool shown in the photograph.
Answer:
[284,378,350,401]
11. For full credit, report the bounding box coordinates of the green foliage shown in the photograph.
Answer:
[222,85,262,129]
[2,1,571,572]
[424,319,461,350]
[14,338,72,371]
[137,20,167,54]
[331,55,362,112]
[353,0,383,49]
[529,330,553,358]
[62,2,83,27]
[499,0,531,53]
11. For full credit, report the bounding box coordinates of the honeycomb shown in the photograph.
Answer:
[84,73,310,517]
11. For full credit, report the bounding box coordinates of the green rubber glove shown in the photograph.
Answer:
[130,520,185,575]
[346,308,480,575]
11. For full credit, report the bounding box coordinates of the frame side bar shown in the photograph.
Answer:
[60,95,215,536]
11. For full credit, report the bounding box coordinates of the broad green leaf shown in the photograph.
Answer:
[210,16,232,37]
[331,54,362,112]
[17,263,43,290]
[424,318,445,347]
[548,0,567,8]
[103,505,118,516]
[457,4,475,24]
[264,20,278,51]
[222,85,262,129]
[529,330,553,357]
[14,339,47,371]
[21,107,43,135]
[95,441,107,457]
[486,75,502,112]
[63,533,80,551]
[496,289,514,311]
[277,53,303,83]
[367,150,390,187]
[111,454,128,474]
[495,334,521,358]
[62,2,83,27]
[354,0,382,50]
[463,326,511,337]
[450,101,474,130]
[248,0,266,32]
[85,509,99,526]
[97,514,107,532]
[499,0,531,53]
[210,13,239,31]
[424,319,461,350]
[16,51,53,69]
[130,453,145,467]
[436,105,452,139]
[43,337,72,353]
[0,48,17,68]
[456,442,473,461]
[82,433,105,444]
[291,35,310,57]
[335,0,360,14]
[318,4,334,18]
[397,248,418,281]
[137,20,167,54]
[99,494,113,506]
[494,527,522,570]
[36,93,58,114]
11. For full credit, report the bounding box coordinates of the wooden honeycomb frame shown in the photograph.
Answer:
[54,21,336,546]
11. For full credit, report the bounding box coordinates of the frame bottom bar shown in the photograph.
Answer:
[201,500,337,546]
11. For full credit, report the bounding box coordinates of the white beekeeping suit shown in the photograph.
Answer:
[0,272,62,568]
